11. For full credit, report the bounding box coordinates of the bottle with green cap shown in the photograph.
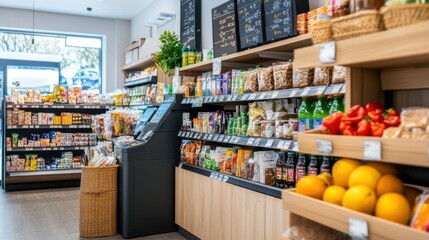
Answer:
[313,95,329,130]
[298,97,314,132]
[329,94,345,114]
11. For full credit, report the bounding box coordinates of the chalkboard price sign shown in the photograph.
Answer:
[212,1,239,58]
[263,0,310,42]
[236,0,265,50]
[180,0,201,49]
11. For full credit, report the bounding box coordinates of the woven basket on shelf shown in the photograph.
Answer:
[311,20,332,44]
[331,10,384,41]
[80,165,118,238]
[381,4,429,29]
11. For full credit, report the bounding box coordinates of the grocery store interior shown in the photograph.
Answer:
[0,0,428,239]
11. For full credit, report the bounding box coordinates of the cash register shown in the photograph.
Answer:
[116,94,188,238]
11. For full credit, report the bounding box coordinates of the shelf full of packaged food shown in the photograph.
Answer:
[282,189,428,240]
[180,163,282,198]
[178,131,298,152]
[180,84,345,105]
[6,103,114,109]
[298,130,429,168]
[7,168,82,177]
[6,146,91,152]
[293,21,429,69]
[179,34,312,73]
[123,76,157,88]
[6,124,91,130]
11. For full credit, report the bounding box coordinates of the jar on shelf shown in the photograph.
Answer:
[275,120,289,139]
[182,48,188,67]
[188,49,196,65]
[260,120,275,138]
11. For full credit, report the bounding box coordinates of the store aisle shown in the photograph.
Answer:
[0,188,186,240]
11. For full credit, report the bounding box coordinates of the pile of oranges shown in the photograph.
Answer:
[296,159,423,225]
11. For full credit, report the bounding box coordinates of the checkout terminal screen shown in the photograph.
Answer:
[141,107,157,123]
[150,102,172,123]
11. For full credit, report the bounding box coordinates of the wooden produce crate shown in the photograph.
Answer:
[282,189,429,240]
[298,130,429,168]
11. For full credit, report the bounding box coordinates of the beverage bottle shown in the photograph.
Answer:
[295,154,308,183]
[298,97,314,132]
[329,94,345,114]
[320,156,332,175]
[276,152,287,188]
[227,117,234,135]
[307,155,319,176]
[285,152,296,188]
[313,95,329,130]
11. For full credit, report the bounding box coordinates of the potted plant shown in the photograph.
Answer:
[154,31,183,83]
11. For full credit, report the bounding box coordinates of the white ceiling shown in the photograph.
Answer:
[0,0,156,20]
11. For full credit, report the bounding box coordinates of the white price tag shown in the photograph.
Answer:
[178,162,183,168]
[198,133,203,139]
[259,92,266,99]
[247,138,255,145]
[227,95,233,101]
[317,86,327,95]
[218,135,224,142]
[265,139,274,147]
[22,125,28,129]
[317,139,333,154]
[233,137,240,144]
[283,141,292,149]
[193,132,199,138]
[364,140,381,161]
[290,89,298,98]
[35,125,40,129]
[213,57,222,75]
[224,136,231,142]
[340,84,346,94]
[210,172,215,178]
[222,175,229,182]
[277,140,286,149]
[218,96,224,102]
[249,93,257,100]
[192,97,203,108]
[254,138,261,146]
[319,41,336,64]
[232,95,238,101]
[213,96,219,102]
[186,132,191,138]
[348,218,368,240]
[272,91,280,99]
[301,87,312,96]
[241,94,249,100]
[208,134,214,141]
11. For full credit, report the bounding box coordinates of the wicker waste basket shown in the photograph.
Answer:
[80,165,118,238]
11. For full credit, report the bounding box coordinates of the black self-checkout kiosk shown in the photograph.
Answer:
[116,94,188,238]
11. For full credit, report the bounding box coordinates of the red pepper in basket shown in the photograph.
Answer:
[357,119,372,136]
[383,108,400,127]
[343,125,357,136]
[371,122,386,137]
[343,105,367,123]
[366,102,385,113]
[368,109,384,123]
[322,112,344,135]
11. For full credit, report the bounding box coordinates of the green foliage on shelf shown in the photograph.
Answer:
[154,31,183,77]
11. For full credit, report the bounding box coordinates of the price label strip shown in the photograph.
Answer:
[193,132,199,138]
[317,139,333,154]
[249,93,257,100]
[265,139,275,148]
[233,137,240,144]
[232,95,238,101]
[319,41,336,64]
[241,94,249,100]
[271,91,280,99]
[363,140,381,161]
[259,92,266,100]
[192,97,203,108]
[289,89,299,98]
[224,136,231,143]
[247,138,255,146]
[277,140,286,149]
[227,95,233,101]
[301,87,312,97]
[348,218,368,240]
[340,84,346,94]
[217,135,225,142]
[254,138,261,146]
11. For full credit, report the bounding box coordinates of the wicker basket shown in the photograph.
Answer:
[331,10,384,41]
[381,4,429,29]
[312,20,332,44]
[80,165,118,238]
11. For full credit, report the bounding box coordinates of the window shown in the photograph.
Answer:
[0,30,102,93]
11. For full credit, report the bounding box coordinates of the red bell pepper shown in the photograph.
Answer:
[357,119,372,136]
[343,105,367,123]
[343,125,357,136]
[366,102,385,113]
[371,122,386,137]
[322,112,344,135]
[383,108,400,127]
[368,109,384,123]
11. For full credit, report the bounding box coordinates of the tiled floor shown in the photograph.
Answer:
[0,187,187,240]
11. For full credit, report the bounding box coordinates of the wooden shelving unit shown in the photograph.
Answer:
[121,55,155,71]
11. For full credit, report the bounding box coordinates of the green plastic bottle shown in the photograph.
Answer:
[313,95,329,130]
[329,94,345,114]
[298,97,314,132]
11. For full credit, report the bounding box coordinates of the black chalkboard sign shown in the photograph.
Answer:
[263,0,309,43]
[212,1,239,58]
[180,0,201,49]
[236,0,264,50]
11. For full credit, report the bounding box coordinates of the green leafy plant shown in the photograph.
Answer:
[154,31,183,77]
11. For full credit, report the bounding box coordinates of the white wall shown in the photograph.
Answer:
[0,7,130,93]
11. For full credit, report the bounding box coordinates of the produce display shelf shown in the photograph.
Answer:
[6,146,90,152]
[121,56,154,71]
[293,21,429,69]
[181,163,282,199]
[282,189,429,240]
[123,76,157,88]
[7,168,82,177]
[178,130,298,152]
[180,34,312,72]
[6,103,113,109]
[298,130,429,168]
[180,84,345,105]
[6,124,91,130]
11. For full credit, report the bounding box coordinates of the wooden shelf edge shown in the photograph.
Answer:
[122,55,156,71]
[298,130,429,167]
[294,21,429,69]
[282,190,429,240]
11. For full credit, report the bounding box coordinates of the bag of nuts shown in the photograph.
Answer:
[273,62,293,90]
[293,68,314,88]
[244,69,259,93]
[332,66,347,84]
[258,66,274,91]
[313,67,333,86]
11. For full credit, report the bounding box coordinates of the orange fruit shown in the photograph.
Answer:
[348,165,382,190]
[365,162,399,176]
[332,158,362,188]
[318,174,333,186]
[323,185,346,206]
[342,185,377,214]
[375,193,411,225]
[296,175,329,200]
[404,186,422,208]
[412,203,429,230]
[376,174,404,197]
